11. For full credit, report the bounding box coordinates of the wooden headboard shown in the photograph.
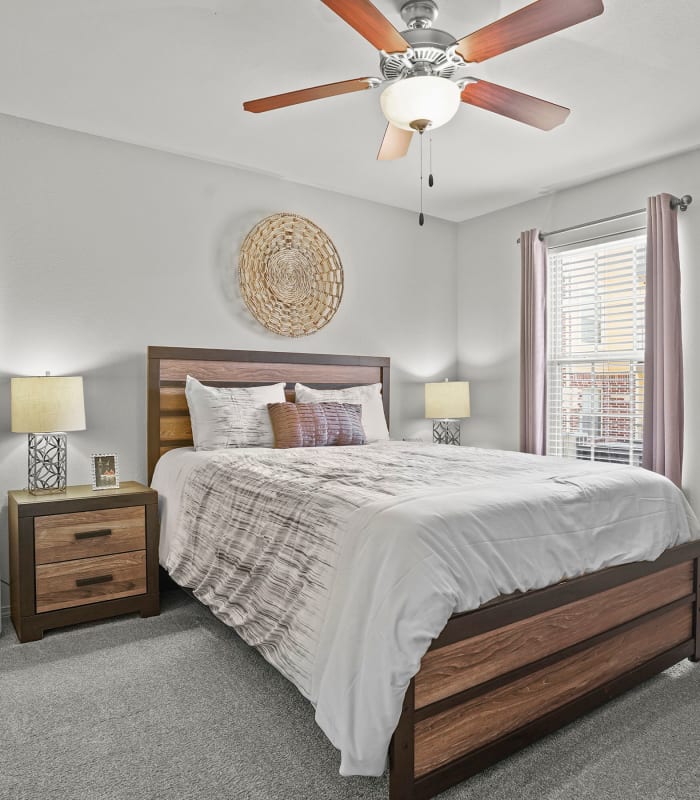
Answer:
[147,346,391,482]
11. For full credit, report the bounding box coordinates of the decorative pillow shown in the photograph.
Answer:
[293,382,389,442]
[185,375,286,450]
[267,402,365,449]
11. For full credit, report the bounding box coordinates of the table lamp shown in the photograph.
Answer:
[425,379,470,445]
[11,374,86,494]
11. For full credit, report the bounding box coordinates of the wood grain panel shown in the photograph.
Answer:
[160,359,382,385]
[414,604,692,777]
[159,386,298,413]
[160,415,193,441]
[416,562,694,708]
[36,551,146,613]
[35,506,145,565]
[160,387,189,412]
[244,78,374,113]
[455,0,604,63]
[461,80,569,131]
[321,0,409,54]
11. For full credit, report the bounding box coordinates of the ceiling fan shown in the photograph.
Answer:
[243,0,605,161]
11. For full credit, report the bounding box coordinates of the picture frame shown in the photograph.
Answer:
[91,453,120,491]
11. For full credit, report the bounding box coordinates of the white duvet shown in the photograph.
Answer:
[153,441,700,776]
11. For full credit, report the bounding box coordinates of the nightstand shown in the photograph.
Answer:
[8,482,159,642]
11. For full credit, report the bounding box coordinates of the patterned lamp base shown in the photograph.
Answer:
[432,420,461,445]
[27,432,67,494]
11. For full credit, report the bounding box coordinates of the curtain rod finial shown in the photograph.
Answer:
[671,194,693,211]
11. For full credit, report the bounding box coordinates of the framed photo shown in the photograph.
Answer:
[91,453,120,491]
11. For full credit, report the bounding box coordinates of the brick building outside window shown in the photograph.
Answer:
[547,232,646,466]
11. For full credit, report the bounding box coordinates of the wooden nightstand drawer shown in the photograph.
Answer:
[35,505,146,565]
[35,550,147,613]
[9,482,159,642]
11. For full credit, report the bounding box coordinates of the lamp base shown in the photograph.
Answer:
[432,420,460,445]
[27,432,67,494]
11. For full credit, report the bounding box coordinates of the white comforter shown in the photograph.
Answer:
[152,441,699,776]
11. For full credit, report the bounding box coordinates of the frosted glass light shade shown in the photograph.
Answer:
[11,376,86,433]
[380,76,461,132]
[425,380,470,419]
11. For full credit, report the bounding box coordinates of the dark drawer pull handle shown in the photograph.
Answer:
[75,574,113,587]
[74,528,112,541]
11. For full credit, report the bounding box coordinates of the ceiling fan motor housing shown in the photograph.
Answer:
[380,28,459,81]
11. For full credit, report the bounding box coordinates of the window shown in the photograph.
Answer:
[547,232,646,466]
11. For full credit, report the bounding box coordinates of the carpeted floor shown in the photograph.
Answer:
[2,593,700,800]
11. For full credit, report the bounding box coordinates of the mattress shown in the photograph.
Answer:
[152,441,700,776]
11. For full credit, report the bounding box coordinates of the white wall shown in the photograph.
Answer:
[457,147,700,509]
[0,114,459,611]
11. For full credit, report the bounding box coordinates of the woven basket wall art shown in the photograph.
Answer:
[238,213,344,337]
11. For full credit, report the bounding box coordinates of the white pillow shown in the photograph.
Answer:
[294,382,389,442]
[185,375,286,450]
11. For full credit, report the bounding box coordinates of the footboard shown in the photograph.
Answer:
[390,542,700,800]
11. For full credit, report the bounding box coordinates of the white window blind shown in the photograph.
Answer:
[546,233,646,465]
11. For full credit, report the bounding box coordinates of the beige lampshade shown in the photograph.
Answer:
[11,376,86,433]
[425,380,470,420]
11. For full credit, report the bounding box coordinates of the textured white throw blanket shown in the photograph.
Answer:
[153,442,699,776]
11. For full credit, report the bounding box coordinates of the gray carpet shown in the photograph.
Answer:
[2,593,700,800]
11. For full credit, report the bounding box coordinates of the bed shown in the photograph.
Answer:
[147,345,700,800]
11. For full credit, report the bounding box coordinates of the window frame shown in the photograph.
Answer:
[545,223,647,466]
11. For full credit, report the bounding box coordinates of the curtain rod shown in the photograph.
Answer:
[515,194,693,244]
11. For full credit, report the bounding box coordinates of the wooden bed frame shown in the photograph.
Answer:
[147,345,700,800]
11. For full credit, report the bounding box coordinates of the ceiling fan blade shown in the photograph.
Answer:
[455,0,604,63]
[243,78,377,113]
[377,123,413,160]
[461,80,570,130]
[321,0,410,53]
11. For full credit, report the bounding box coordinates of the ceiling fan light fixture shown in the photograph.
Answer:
[380,76,460,132]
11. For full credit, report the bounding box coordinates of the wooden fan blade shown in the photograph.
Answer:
[455,0,604,63]
[243,78,375,113]
[461,80,570,130]
[377,123,413,160]
[321,0,409,53]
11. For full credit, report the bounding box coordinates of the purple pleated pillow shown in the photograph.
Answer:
[267,402,366,448]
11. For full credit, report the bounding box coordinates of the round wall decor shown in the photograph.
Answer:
[238,212,344,337]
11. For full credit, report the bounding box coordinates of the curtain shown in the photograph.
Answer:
[520,228,547,455]
[643,194,684,486]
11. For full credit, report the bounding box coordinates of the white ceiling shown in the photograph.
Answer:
[1,0,699,222]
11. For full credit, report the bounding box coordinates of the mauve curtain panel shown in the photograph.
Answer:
[643,194,684,486]
[520,228,547,455]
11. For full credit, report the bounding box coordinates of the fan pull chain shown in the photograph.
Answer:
[428,133,434,188]
[419,132,424,226]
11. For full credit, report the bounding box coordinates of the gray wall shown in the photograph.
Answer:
[457,147,700,509]
[0,114,459,611]
[2,112,698,617]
